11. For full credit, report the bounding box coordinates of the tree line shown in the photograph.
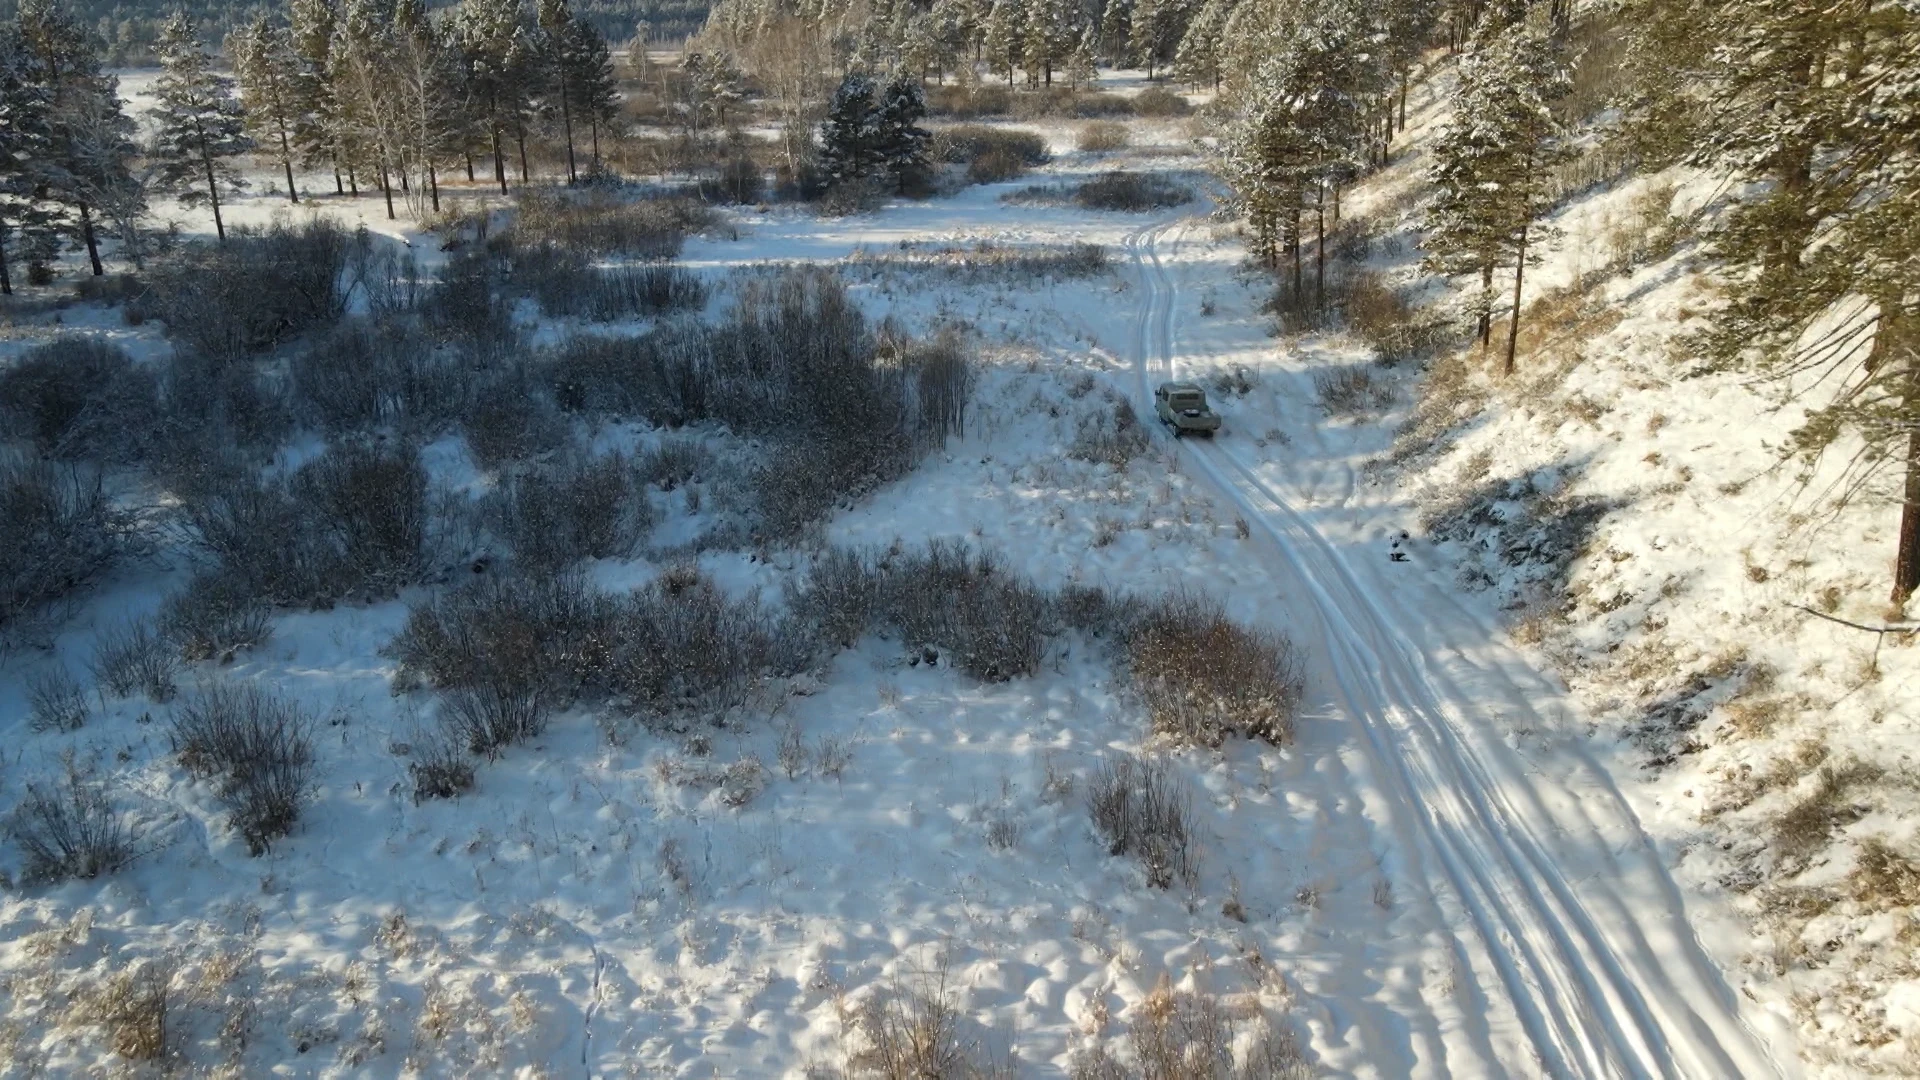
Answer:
[1206,0,1920,601]
[0,0,620,282]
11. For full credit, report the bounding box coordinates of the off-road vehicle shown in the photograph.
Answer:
[1153,381,1222,437]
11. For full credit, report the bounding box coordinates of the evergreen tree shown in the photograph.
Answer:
[1173,0,1227,89]
[982,0,1018,86]
[536,0,582,182]
[151,13,251,241]
[1066,27,1099,91]
[0,25,57,294]
[332,0,402,219]
[818,70,880,186]
[230,15,304,204]
[873,73,931,194]
[19,0,138,277]
[1098,0,1131,66]
[289,0,347,193]
[565,16,617,171]
[393,0,463,213]
[1021,0,1052,86]
[1129,0,1161,77]
[453,0,534,193]
[1681,1,1920,600]
[1420,14,1568,373]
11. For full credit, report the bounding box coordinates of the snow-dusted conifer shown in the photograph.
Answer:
[151,13,251,240]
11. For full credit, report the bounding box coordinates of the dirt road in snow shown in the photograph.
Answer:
[1124,217,1789,1080]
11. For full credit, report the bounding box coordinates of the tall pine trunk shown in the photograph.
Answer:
[280,126,299,204]
[1314,185,1326,311]
[379,161,396,220]
[202,145,226,241]
[517,128,530,183]
[559,76,578,184]
[79,204,103,276]
[1888,311,1920,604]
[1479,264,1494,350]
[429,161,440,213]
[1505,221,1529,376]
[334,163,344,194]
[0,222,12,295]
[465,152,475,182]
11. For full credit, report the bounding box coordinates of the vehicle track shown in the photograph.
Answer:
[1123,219,1788,1080]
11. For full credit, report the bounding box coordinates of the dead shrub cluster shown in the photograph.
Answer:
[932,125,1052,185]
[172,439,430,607]
[0,337,158,462]
[795,541,1051,682]
[1071,978,1310,1080]
[1072,172,1196,212]
[508,187,716,259]
[8,763,139,884]
[1125,590,1304,747]
[1078,121,1130,152]
[850,239,1110,282]
[1069,395,1152,469]
[498,240,709,321]
[0,458,141,643]
[169,682,316,855]
[1313,365,1395,418]
[1087,753,1202,890]
[140,220,355,361]
[817,961,1016,1080]
[488,449,655,573]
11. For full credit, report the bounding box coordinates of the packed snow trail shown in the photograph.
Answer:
[1123,219,1789,1080]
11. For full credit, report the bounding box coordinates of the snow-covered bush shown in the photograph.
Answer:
[290,317,469,434]
[1069,395,1150,469]
[388,572,618,717]
[501,241,708,321]
[169,682,315,855]
[635,437,710,490]
[1086,754,1201,890]
[489,449,653,573]
[795,541,1050,682]
[1077,121,1129,152]
[408,730,477,801]
[509,188,715,259]
[1070,978,1310,1079]
[459,362,568,470]
[1125,591,1303,748]
[26,667,90,732]
[1313,365,1394,418]
[1072,171,1195,212]
[1129,87,1192,117]
[0,459,139,643]
[617,566,793,716]
[160,571,272,663]
[0,337,157,461]
[142,220,355,360]
[89,616,179,703]
[821,961,1016,1080]
[8,764,137,884]
[932,124,1051,184]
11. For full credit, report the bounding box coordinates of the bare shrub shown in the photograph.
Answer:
[1127,591,1303,747]
[1074,172,1196,212]
[1073,978,1311,1079]
[27,667,91,732]
[290,316,469,434]
[1070,395,1151,469]
[408,729,478,801]
[0,337,158,461]
[617,567,787,716]
[0,459,139,640]
[1078,121,1130,152]
[1852,838,1920,910]
[1087,754,1201,890]
[294,439,430,594]
[8,763,138,884]
[161,572,272,663]
[421,251,515,345]
[511,187,715,259]
[388,572,620,717]
[777,722,809,778]
[142,220,354,360]
[851,240,1109,282]
[933,125,1051,183]
[1130,87,1192,117]
[90,617,179,702]
[440,681,550,757]
[1341,272,1450,363]
[460,363,568,469]
[490,450,653,573]
[585,263,709,320]
[636,437,710,490]
[831,961,1016,1080]
[1312,365,1395,418]
[169,682,315,855]
[797,547,888,648]
[74,960,175,1062]
[925,83,1014,119]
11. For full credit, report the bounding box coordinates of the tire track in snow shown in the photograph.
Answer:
[1123,219,1788,1080]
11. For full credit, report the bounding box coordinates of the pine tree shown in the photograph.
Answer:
[1173,0,1228,89]
[1021,0,1052,86]
[873,73,931,194]
[1682,1,1920,600]
[1067,28,1099,91]
[536,0,581,182]
[0,25,58,294]
[1129,0,1161,77]
[230,15,304,204]
[393,0,462,213]
[818,70,880,186]
[19,0,138,277]
[289,0,346,193]
[332,0,402,219]
[983,0,1018,86]
[1098,0,1131,66]
[151,13,251,241]
[1421,13,1569,373]
[453,0,533,193]
[565,17,617,172]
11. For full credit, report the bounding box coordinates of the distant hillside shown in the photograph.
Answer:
[0,0,708,64]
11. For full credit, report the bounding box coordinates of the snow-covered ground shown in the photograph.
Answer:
[4,57,1907,1079]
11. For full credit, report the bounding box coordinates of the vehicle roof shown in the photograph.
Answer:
[1158,381,1205,394]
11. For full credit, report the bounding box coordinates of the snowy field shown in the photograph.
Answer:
[3,62,1910,1080]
